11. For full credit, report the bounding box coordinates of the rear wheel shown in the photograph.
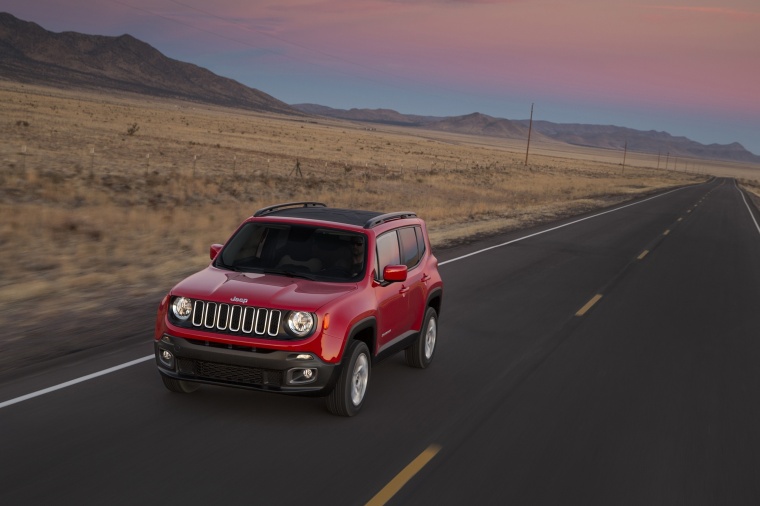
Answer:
[326,340,371,416]
[160,373,200,393]
[405,307,437,369]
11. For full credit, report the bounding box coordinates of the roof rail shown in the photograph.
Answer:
[253,201,327,217]
[364,211,417,229]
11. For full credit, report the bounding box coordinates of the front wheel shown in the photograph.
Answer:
[326,340,371,416]
[405,307,437,369]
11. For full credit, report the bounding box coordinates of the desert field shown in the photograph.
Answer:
[3,80,757,372]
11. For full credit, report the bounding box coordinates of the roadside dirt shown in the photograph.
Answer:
[0,290,161,383]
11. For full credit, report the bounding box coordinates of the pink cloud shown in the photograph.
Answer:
[4,0,759,126]
[647,5,760,20]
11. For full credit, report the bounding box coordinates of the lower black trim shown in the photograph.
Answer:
[155,335,339,396]
[374,330,418,362]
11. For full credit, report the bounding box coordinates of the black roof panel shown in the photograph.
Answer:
[263,207,384,227]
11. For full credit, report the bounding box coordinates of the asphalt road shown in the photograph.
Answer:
[2,177,760,505]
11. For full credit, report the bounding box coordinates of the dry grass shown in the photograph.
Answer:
[0,81,719,347]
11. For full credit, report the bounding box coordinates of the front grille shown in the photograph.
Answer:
[178,358,283,387]
[191,300,282,337]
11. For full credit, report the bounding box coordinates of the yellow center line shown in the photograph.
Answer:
[576,294,603,317]
[366,444,442,506]
[637,250,649,260]
[677,217,683,222]
[663,229,670,236]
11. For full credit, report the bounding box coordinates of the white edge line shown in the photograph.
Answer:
[439,186,686,267]
[737,181,760,237]
[0,355,153,409]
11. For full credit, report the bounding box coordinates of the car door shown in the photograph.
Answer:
[398,226,428,332]
[374,230,409,351]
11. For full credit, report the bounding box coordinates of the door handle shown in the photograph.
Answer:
[421,274,431,283]
[399,285,409,296]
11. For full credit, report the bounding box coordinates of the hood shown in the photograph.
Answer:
[171,267,357,312]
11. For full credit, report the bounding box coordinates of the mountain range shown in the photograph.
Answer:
[293,104,760,163]
[2,11,757,163]
[0,12,296,115]
[517,121,759,163]
[293,104,553,142]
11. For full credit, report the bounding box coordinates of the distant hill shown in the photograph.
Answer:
[293,104,438,126]
[294,104,760,163]
[0,12,299,115]
[426,112,539,140]
[293,104,550,142]
[515,121,760,164]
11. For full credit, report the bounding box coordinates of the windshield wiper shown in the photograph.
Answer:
[260,268,316,280]
[214,259,239,271]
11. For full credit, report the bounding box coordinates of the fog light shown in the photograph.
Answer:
[159,348,175,369]
[286,367,318,385]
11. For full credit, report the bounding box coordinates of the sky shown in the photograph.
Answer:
[4,0,760,154]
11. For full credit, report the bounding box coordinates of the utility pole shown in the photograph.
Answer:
[622,141,627,173]
[524,103,534,167]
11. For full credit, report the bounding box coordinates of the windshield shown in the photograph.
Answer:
[215,222,367,282]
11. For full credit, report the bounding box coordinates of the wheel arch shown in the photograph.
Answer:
[427,288,443,316]
[347,316,376,358]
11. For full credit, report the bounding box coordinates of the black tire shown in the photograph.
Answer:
[405,307,437,369]
[326,340,371,416]
[160,373,200,393]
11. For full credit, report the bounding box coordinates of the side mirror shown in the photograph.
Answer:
[210,243,223,260]
[383,265,408,283]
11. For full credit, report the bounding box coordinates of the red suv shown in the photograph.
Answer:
[154,202,443,416]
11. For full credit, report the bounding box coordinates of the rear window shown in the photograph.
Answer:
[398,227,422,269]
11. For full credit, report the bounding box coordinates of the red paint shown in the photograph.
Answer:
[154,205,443,412]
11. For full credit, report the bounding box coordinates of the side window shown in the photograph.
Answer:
[375,231,400,281]
[398,227,421,269]
[415,226,426,259]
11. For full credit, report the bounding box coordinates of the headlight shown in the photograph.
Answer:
[287,311,315,337]
[171,297,193,321]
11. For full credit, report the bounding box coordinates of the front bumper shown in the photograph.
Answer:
[155,334,339,395]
